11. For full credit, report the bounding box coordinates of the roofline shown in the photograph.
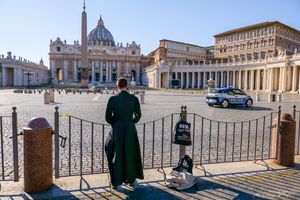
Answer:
[214,21,300,38]
[160,39,208,49]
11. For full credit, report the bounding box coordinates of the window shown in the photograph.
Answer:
[233,89,246,95]
[132,50,136,55]
[56,46,61,52]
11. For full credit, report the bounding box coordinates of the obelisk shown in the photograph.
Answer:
[81,0,88,88]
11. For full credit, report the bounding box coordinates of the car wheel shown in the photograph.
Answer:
[208,104,213,107]
[221,99,229,108]
[246,99,253,108]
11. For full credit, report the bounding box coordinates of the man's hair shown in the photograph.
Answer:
[117,77,127,89]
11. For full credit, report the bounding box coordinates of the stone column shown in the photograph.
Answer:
[92,61,95,82]
[256,70,261,90]
[181,72,184,89]
[232,71,236,87]
[158,70,161,88]
[197,72,201,89]
[244,70,248,90]
[116,61,120,78]
[192,72,195,88]
[100,61,103,82]
[226,71,230,87]
[238,70,242,89]
[63,60,68,82]
[269,68,274,91]
[215,72,219,87]
[220,71,223,87]
[281,67,286,92]
[73,60,77,82]
[105,62,108,82]
[50,59,56,82]
[108,61,112,82]
[263,69,267,91]
[203,72,207,89]
[186,72,190,88]
[250,70,254,90]
[167,72,170,88]
[292,66,298,92]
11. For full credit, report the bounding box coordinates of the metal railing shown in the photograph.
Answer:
[293,105,300,155]
[54,106,281,178]
[0,107,19,181]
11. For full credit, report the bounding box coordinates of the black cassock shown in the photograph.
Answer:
[105,90,144,186]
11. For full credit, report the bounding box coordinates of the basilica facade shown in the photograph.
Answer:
[49,15,147,86]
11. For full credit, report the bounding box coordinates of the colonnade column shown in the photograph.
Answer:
[192,72,195,88]
[263,69,267,91]
[108,61,112,82]
[226,71,230,87]
[181,72,184,89]
[250,70,254,90]
[100,61,103,82]
[63,60,68,82]
[244,70,248,90]
[238,71,242,89]
[256,69,261,90]
[269,68,274,91]
[215,72,219,87]
[220,71,223,88]
[292,66,298,92]
[197,72,201,89]
[203,72,206,89]
[232,71,236,88]
[186,72,190,88]
[281,67,286,92]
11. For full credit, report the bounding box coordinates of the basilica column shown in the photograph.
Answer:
[106,62,108,82]
[108,61,112,82]
[63,60,68,82]
[292,66,298,92]
[100,61,103,82]
[73,60,77,82]
[50,59,56,82]
[92,61,95,82]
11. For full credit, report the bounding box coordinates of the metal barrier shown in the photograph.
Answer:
[293,105,300,155]
[0,107,19,181]
[54,106,281,178]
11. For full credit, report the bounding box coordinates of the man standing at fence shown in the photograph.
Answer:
[105,77,144,190]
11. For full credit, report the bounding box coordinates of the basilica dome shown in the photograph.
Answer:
[88,16,115,46]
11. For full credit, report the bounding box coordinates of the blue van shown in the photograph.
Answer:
[206,87,253,108]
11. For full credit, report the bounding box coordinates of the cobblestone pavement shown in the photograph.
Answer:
[0,89,300,180]
[1,156,300,199]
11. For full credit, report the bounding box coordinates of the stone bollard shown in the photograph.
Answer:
[49,91,55,103]
[271,112,296,167]
[255,92,260,102]
[277,93,282,102]
[44,91,50,104]
[268,93,276,102]
[23,117,53,193]
[140,91,145,104]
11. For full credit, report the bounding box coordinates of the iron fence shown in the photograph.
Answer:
[0,107,19,181]
[54,106,281,178]
[293,106,300,155]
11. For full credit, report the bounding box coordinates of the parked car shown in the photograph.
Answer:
[206,87,253,108]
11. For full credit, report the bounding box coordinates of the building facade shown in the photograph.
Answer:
[145,21,300,93]
[0,52,49,87]
[49,14,146,86]
[214,21,300,61]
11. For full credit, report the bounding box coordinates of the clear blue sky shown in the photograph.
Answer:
[0,0,299,67]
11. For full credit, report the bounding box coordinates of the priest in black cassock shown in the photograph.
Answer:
[105,77,144,189]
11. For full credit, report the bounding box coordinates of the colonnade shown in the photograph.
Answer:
[158,65,300,92]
